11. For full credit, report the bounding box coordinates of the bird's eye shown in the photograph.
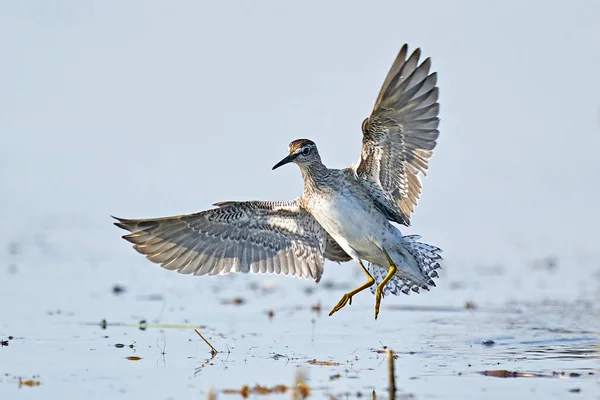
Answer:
[302,147,311,156]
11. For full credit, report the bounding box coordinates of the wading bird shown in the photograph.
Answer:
[114,44,442,319]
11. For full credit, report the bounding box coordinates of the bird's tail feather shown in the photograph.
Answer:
[367,235,443,296]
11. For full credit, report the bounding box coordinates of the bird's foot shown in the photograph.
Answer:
[329,292,353,316]
[374,286,384,320]
[374,250,396,320]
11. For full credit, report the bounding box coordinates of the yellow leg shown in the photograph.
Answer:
[329,260,374,317]
[374,248,397,320]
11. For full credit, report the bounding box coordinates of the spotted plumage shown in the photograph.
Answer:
[114,44,443,319]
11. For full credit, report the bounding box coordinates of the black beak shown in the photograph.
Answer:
[272,154,296,170]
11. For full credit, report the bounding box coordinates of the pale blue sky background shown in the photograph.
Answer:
[1,0,599,287]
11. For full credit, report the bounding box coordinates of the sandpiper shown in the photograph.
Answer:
[114,44,442,319]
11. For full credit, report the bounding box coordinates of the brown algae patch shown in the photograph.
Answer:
[480,370,588,378]
[19,378,41,388]
[222,374,310,398]
[307,359,341,366]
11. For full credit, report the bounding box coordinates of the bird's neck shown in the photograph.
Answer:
[300,162,329,192]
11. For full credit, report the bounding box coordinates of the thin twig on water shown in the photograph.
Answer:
[194,328,217,358]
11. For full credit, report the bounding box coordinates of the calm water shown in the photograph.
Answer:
[0,221,597,399]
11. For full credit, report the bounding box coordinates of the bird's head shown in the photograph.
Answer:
[272,139,321,171]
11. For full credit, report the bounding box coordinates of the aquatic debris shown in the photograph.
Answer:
[329,373,341,381]
[386,348,396,396]
[126,356,142,361]
[481,370,545,378]
[371,348,404,358]
[266,309,275,319]
[464,300,477,310]
[221,297,245,305]
[293,369,310,399]
[194,358,216,376]
[2,335,14,346]
[94,320,206,330]
[223,384,287,397]
[295,380,310,399]
[553,371,583,377]
[111,284,126,295]
[482,340,495,346]
[222,375,310,398]
[19,378,40,387]
[307,359,341,366]
[206,386,216,400]
[114,341,135,349]
[311,302,322,313]
[194,328,218,358]
[483,370,589,379]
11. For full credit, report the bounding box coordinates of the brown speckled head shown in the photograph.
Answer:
[272,139,320,170]
[288,139,316,154]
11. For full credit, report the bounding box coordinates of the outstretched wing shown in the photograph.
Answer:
[354,44,440,226]
[114,200,349,283]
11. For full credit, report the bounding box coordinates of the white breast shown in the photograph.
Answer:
[308,190,398,263]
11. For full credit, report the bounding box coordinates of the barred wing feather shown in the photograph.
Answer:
[114,200,349,283]
[354,44,440,226]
